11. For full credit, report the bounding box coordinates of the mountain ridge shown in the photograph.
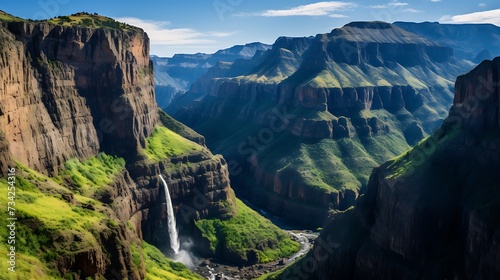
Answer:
[170,21,474,227]
[152,42,272,108]
[394,21,500,62]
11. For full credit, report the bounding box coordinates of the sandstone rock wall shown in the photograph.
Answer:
[0,21,157,175]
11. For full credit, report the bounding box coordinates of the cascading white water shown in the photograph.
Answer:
[159,174,180,254]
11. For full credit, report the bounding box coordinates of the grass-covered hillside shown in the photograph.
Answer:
[45,12,139,31]
[136,242,204,280]
[0,160,202,280]
[196,106,410,194]
[158,110,206,145]
[56,153,125,197]
[0,10,24,22]
[0,10,139,31]
[257,110,409,193]
[143,125,204,162]
[195,198,300,264]
[0,169,109,280]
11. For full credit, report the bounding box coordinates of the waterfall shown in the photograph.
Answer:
[159,174,180,254]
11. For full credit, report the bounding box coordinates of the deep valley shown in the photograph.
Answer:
[0,4,499,280]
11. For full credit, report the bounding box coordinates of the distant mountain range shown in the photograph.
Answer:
[155,21,500,111]
[394,21,500,62]
[168,21,478,227]
[152,42,271,108]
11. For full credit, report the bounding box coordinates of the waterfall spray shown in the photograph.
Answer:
[159,174,180,254]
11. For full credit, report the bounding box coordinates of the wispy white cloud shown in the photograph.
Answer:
[479,3,487,8]
[329,14,349,18]
[367,1,417,12]
[367,1,408,9]
[116,17,236,46]
[439,9,500,26]
[206,31,239,38]
[388,1,409,6]
[247,1,356,17]
[430,0,441,2]
[403,8,421,13]
[368,5,388,9]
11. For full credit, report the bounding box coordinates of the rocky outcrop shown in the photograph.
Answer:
[0,20,157,175]
[283,57,500,279]
[0,131,13,173]
[56,221,143,280]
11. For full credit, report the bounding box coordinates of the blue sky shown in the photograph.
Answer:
[1,1,499,56]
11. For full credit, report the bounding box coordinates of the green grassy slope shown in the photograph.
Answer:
[0,163,118,279]
[257,130,408,193]
[158,110,205,145]
[0,159,204,280]
[138,242,204,280]
[45,12,139,31]
[196,106,410,194]
[0,10,25,22]
[56,153,125,197]
[0,10,140,31]
[143,125,204,162]
[195,198,300,264]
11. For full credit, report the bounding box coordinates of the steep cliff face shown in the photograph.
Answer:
[452,58,500,133]
[0,19,157,175]
[282,57,500,280]
[127,151,235,246]
[0,16,152,279]
[0,13,236,280]
[172,22,473,227]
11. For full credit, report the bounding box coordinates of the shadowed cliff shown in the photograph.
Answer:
[277,57,500,280]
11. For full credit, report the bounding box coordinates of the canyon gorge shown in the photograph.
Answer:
[1,7,499,280]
